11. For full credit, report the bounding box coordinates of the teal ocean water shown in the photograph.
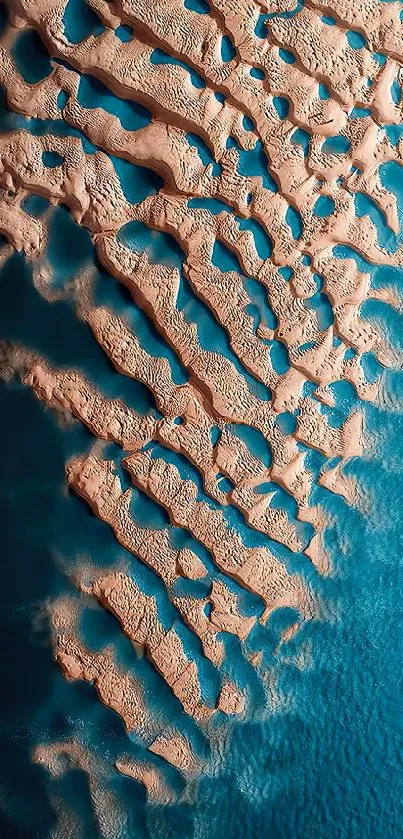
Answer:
[1,1,403,836]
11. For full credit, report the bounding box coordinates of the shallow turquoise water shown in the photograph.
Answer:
[1,2,403,837]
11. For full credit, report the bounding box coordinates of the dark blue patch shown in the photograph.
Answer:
[322,135,351,154]
[250,67,265,80]
[220,35,236,62]
[286,205,303,240]
[11,29,52,85]
[62,0,105,44]
[346,30,367,49]
[314,195,336,218]
[42,150,64,168]
[273,96,289,119]
[115,24,133,42]
[184,0,210,12]
[279,48,296,64]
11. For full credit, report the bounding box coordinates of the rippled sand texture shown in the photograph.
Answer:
[1,0,403,808]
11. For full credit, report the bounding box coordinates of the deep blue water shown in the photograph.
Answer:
[1,1,403,837]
